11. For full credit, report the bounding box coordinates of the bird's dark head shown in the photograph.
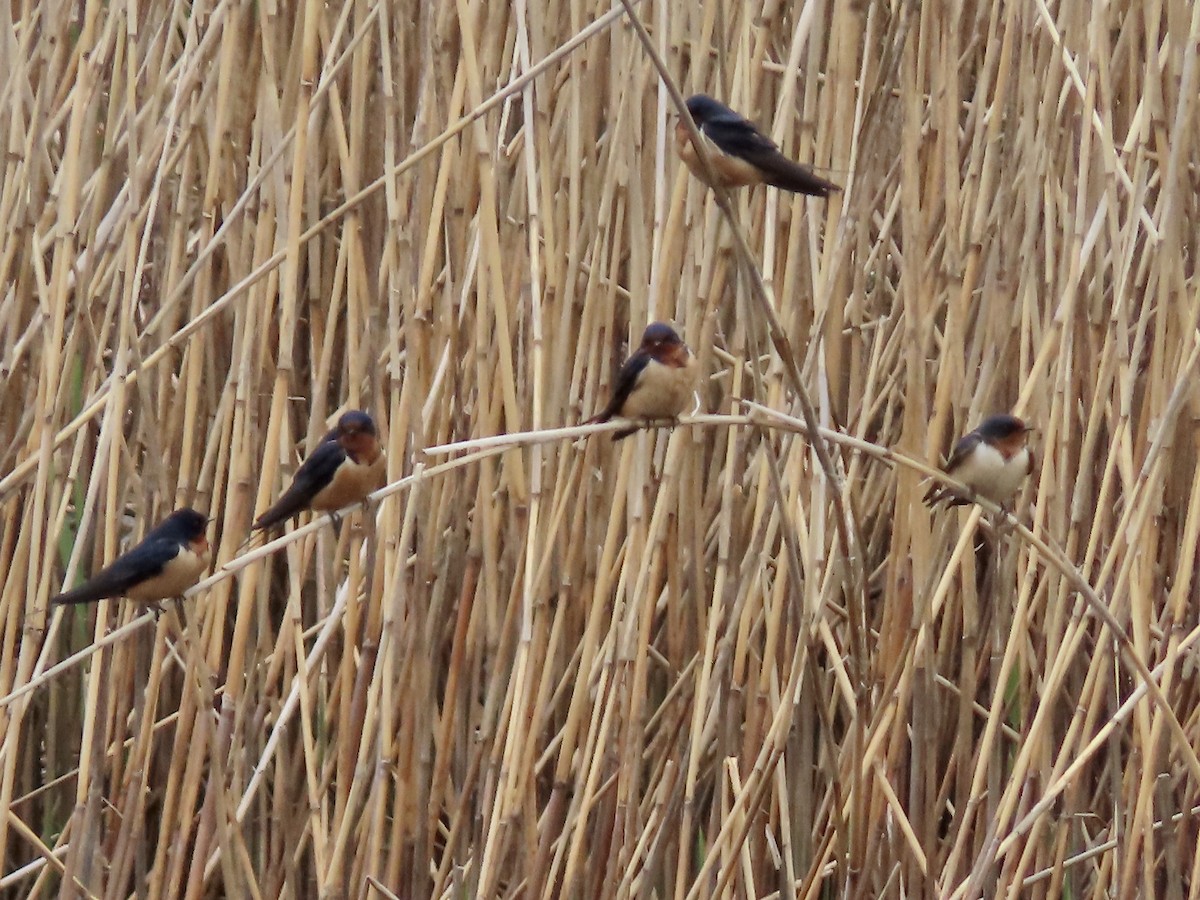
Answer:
[640,322,683,350]
[977,414,1033,449]
[684,94,724,125]
[336,410,378,438]
[161,507,209,539]
[335,410,382,462]
[639,322,688,365]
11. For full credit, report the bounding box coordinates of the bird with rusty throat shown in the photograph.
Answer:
[676,94,841,197]
[923,414,1035,509]
[587,323,700,440]
[251,410,386,533]
[52,508,211,610]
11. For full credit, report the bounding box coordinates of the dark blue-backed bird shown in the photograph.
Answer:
[587,323,700,440]
[52,508,211,607]
[251,410,386,532]
[924,414,1035,509]
[676,94,840,197]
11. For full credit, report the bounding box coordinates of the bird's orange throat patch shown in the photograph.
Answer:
[661,343,692,369]
[994,431,1030,460]
[191,534,211,560]
[342,432,382,465]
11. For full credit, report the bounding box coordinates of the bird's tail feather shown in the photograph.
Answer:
[251,493,308,533]
[759,157,841,198]
[52,585,108,606]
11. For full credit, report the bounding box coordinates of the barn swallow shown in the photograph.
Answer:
[923,414,1035,509]
[251,410,386,532]
[676,94,841,197]
[587,322,700,440]
[52,508,211,608]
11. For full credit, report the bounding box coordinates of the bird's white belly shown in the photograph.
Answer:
[312,454,386,511]
[955,445,1030,504]
[675,124,760,187]
[621,357,700,420]
[127,546,209,602]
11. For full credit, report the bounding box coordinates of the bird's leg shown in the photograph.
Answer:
[992,507,1018,535]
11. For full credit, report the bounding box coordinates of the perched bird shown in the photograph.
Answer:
[675,94,841,197]
[923,414,1035,509]
[251,410,386,532]
[587,322,700,440]
[52,508,211,608]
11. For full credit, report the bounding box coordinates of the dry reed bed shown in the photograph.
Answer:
[0,0,1198,896]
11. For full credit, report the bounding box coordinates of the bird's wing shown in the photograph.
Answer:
[922,432,983,506]
[941,431,983,476]
[252,440,348,531]
[588,351,652,424]
[700,110,780,157]
[702,111,840,197]
[52,536,179,605]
